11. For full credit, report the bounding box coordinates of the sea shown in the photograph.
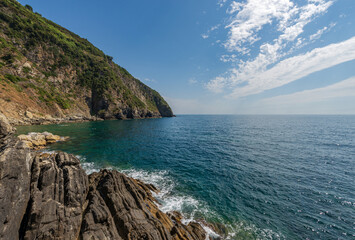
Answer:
[17,115,355,239]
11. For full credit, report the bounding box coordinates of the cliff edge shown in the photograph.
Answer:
[0,113,206,240]
[0,0,173,125]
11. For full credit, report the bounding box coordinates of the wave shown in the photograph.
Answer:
[78,157,284,240]
[39,149,57,154]
[79,159,220,238]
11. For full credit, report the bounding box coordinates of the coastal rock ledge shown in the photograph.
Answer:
[0,113,207,240]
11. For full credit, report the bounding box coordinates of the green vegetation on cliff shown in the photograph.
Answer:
[0,0,173,120]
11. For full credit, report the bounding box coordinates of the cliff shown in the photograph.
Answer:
[0,0,173,125]
[0,113,206,240]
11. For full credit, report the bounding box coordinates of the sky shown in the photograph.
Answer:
[18,0,355,114]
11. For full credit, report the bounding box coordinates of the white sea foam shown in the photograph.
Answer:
[78,158,284,240]
[202,225,220,240]
[120,168,221,239]
[39,149,56,154]
[81,162,100,174]
[224,221,285,240]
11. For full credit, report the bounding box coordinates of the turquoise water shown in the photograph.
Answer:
[17,115,355,239]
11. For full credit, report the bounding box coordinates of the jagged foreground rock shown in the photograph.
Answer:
[0,114,206,240]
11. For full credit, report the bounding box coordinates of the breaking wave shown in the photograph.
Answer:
[79,157,284,240]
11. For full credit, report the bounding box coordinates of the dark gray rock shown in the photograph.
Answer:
[83,170,173,240]
[20,152,88,240]
[80,173,123,240]
[0,115,31,240]
[0,113,206,240]
[80,170,206,240]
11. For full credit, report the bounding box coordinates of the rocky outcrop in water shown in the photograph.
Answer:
[0,114,206,240]
[17,132,67,149]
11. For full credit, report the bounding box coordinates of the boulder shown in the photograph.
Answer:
[18,132,66,149]
[25,111,33,119]
[0,113,14,139]
[45,133,61,143]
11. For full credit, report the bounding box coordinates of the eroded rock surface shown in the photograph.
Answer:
[0,114,206,240]
[0,113,32,240]
[20,152,88,240]
[17,132,67,149]
[81,170,206,240]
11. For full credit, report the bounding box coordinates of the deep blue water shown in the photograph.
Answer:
[17,115,355,239]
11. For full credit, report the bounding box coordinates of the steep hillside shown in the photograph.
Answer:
[0,0,173,124]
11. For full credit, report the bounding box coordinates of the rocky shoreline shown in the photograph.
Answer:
[0,113,208,240]
[7,112,174,126]
[10,114,101,126]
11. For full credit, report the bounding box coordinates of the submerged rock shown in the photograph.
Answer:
[0,114,207,240]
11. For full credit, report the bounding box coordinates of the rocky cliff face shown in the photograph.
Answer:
[0,0,173,125]
[0,114,206,240]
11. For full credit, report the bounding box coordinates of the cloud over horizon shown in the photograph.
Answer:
[255,76,355,114]
[228,36,355,98]
[204,0,355,100]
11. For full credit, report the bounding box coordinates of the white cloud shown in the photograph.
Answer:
[263,76,355,104]
[309,26,328,41]
[201,24,220,39]
[224,0,296,52]
[238,76,355,114]
[278,0,332,41]
[188,78,198,85]
[206,0,341,97]
[229,36,355,98]
[206,36,355,97]
[220,54,238,62]
[206,76,227,93]
[218,0,228,8]
[224,0,333,55]
[209,0,333,93]
[309,22,335,41]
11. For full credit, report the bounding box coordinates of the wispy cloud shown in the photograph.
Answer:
[229,36,355,98]
[309,22,335,41]
[309,26,328,41]
[201,24,220,39]
[261,76,355,105]
[224,0,333,53]
[224,0,294,53]
[206,0,342,96]
[220,54,238,63]
[218,0,228,8]
[207,36,355,97]
[188,78,198,85]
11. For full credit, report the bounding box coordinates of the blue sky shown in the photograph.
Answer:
[18,0,355,114]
